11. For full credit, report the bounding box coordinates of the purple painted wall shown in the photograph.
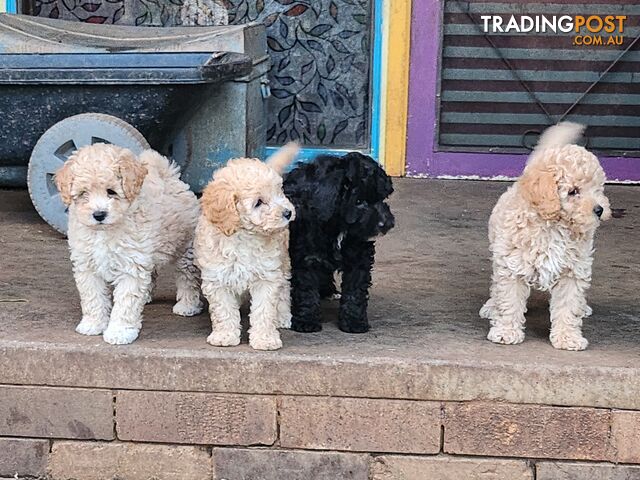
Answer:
[405,0,640,182]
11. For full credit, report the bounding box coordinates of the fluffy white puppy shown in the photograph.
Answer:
[481,122,611,351]
[194,144,298,350]
[55,143,203,345]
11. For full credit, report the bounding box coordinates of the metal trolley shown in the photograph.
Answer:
[0,14,270,233]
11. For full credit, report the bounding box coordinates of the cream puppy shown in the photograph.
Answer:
[194,144,298,350]
[481,122,611,351]
[55,143,203,345]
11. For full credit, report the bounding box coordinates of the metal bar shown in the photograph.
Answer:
[445,2,640,15]
[442,90,640,104]
[442,69,640,83]
[443,47,640,62]
[0,52,229,69]
[0,166,26,187]
[0,69,240,84]
[369,0,385,161]
[444,24,640,37]
[441,133,640,149]
[441,112,640,127]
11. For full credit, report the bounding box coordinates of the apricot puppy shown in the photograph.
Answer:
[481,122,610,351]
[56,144,203,345]
[194,144,298,350]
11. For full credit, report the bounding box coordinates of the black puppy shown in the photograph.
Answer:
[283,152,395,333]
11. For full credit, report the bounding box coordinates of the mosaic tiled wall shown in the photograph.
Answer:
[27,0,373,148]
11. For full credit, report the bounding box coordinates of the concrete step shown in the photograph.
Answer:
[1,180,639,409]
[2,179,640,479]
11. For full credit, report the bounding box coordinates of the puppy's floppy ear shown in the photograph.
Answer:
[116,148,147,201]
[519,163,561,220]
[201,179,240,236]
[375,165,394,198]
[54,155,76,206]
[314,170,343,222]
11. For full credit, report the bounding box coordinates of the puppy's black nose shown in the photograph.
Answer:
[283,209,292,220]
[93,211,108,222]
[593,205,604,218]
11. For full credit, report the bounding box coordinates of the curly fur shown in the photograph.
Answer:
[55,143,203,345]
[284,152,395,334]
[480,122,611,351]
[194,145,297,351]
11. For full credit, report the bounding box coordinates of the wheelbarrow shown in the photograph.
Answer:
[0,14,270,234]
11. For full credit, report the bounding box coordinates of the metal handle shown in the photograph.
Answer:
[260,78,271,99]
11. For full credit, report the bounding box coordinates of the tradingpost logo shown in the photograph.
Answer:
[480,15,627,46]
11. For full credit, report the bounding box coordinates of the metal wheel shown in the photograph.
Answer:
[27,113,150,235]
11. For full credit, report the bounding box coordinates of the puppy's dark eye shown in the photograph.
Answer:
[254,198,264,208]
[107,189,118,197]
[568,187,580,196]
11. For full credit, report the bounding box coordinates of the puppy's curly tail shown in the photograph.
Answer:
[138,149,180,178]
[535,122,585,151]
[266,142,300,174]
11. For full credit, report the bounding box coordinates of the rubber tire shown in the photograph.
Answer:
[27,113,150,235]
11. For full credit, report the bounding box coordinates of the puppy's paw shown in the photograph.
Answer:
[339,321,370,334]
[291,319,322,333]
[207,329,241,347]
[250,332,283,351]
[487,326,525,345]
[278,312,292,329]
[479,299,495,319]
[173,299,204,317]
[550,332,588,351]
[76,317,108,336]
[103,324,140,345]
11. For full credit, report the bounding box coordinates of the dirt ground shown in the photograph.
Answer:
[1,179,639,370]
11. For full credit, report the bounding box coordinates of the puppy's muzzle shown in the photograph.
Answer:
[93,210,108,222]
[378,217,395,234]
[593,205,604,218]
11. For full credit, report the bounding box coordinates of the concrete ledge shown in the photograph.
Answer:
[2,181,640,411]
[1,342,640,409]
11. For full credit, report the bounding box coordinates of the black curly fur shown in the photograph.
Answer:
[284,152,395,333]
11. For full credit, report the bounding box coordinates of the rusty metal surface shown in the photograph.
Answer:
[0,15,269,193]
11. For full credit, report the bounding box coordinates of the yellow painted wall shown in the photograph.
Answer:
[381,0,411,176]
